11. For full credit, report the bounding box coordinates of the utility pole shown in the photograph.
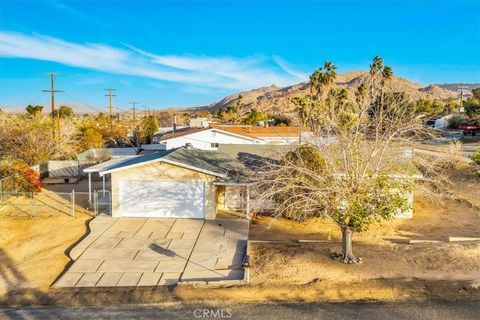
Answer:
[129,102,139,121]
[104,89,117,131]
[42,73,63,142]
[458,85,466,113]
[142,106,150,118]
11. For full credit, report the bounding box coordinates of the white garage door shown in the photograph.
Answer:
[119,180,205,218]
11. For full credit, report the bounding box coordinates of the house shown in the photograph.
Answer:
[157,125,303,150]
[98,145,290,219]
[189,117,210,128]
[211,125,304,145]
[425,114,456,131]
[93,143,419,220]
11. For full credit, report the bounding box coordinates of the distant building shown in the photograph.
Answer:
[158,125,304,150]
[425,114,455,130]
[189,117,209,128]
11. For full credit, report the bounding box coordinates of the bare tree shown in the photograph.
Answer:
[252,57,455,263]
[0,115,77,165]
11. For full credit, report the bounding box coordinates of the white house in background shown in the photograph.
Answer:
[159,125,303,150]
[425,114,455,131]
[189,117,210,128]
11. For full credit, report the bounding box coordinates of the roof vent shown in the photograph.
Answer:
[185,143,194,149]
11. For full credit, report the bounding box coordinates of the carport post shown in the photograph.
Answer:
[71,190,75,217]
[88,172,92,204]
[102,175,106,197]
[246,186,250,219]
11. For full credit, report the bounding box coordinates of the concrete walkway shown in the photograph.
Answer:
[55,217,249,287]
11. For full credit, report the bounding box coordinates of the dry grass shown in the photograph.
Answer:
[0,214,91,295]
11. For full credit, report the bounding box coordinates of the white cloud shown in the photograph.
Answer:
[272,55,309,80]
[48,0,111,30]
[0,31,306,91]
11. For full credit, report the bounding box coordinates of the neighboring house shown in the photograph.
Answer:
[189,117,210,128]
[211,125,303,145]
[158,127,264,150]
[158,125,303,150]
[425,114,455,130]
[98,145,291,219]
[151,126,189,143]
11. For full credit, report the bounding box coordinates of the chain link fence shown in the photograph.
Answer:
[94,190,111,216]
[0,189,111,218]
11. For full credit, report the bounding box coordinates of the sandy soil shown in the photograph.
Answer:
[249,194,480,285]
[250,195,480,242]
[449,167,480,208]
[0,214,91,296]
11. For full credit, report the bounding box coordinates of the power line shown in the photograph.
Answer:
[61,91,104,114]
[142,106,150,118]
[42,72,63,142]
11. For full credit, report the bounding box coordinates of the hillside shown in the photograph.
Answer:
[205,71,468,116]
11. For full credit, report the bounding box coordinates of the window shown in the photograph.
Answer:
[211,143,219,148]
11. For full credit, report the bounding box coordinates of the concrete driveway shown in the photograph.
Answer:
[55,217,249,287]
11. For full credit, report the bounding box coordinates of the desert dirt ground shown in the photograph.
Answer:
[0,169,480,306]
[247,166,480,288]
[0,214,92,296]
[248,195,480,285]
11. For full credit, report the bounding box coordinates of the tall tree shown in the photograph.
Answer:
[310,61,337,100]
[244,108,267,125]
[254,57,455,264]
[141,116,159,144]
[25,105,44,116]
[0,116,76,165]
[52,106,74,118]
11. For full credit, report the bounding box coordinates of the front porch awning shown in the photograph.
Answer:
[84,157,134,204]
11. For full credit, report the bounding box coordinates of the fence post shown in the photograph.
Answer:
[71,190,75,218]
[30,191,36,218]
[93,190,97,216]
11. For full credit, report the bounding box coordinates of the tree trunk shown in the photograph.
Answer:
[338,226,361,264]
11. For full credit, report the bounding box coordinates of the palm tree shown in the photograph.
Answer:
[381,66,393,86]
[369,56,384,76]
[323,61,337,87]
[309,61,337,100]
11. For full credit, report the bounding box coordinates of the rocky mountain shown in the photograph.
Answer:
[203,71,472,116]
[435,83,480,92]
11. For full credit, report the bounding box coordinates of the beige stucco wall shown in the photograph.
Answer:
[216,185,225,212]
[110,162,217,219]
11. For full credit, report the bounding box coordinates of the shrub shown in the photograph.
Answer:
[472,148,480,166]
[0,160,42,193]
[447,115,468,129]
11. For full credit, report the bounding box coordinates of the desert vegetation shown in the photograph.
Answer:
[253,57,461,263]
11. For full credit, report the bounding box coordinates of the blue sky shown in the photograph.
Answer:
[0,0,479,111]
